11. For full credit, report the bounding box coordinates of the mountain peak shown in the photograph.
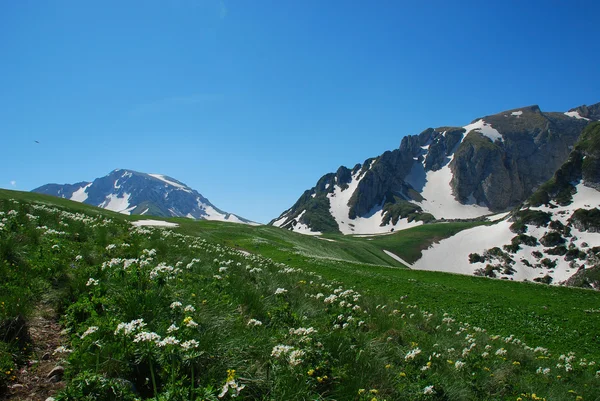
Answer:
[271,102,598,235]
[32,169,257,225]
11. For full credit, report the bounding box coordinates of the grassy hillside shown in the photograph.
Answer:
[1,189,600,400]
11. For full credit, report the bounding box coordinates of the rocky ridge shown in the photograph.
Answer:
[271,103,598,235]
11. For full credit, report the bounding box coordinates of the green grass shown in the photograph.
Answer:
[2,189,600,400]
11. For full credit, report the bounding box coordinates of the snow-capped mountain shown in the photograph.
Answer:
[33,169,257,225]
[413,122,600,287]
[271,102,599,235]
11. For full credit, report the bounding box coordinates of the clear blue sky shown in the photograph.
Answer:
[1,0,599,223]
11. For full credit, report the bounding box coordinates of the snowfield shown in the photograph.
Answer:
[414,182,600,285]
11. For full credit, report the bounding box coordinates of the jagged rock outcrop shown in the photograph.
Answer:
[271,103,599,235]
[450,106,589,211]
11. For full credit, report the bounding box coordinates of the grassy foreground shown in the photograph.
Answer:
[1,190,600,400]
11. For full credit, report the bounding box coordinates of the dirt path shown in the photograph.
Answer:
[2,304,67,401]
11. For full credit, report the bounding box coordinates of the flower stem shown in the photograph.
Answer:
[149,357,158,397]
[191,364,195,398]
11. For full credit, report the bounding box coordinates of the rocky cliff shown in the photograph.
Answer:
[271,103,598,235]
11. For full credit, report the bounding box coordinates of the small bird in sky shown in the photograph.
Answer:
[35,140,39,144]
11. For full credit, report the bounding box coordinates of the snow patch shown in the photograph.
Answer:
[413,221,517,276]
[564,111,590,121]
[531,183,599,225]
[326,168,423,234]
[414,183,600,284]
[463,119,503,142]
[272,215,289,227]
[70,183,92,202]
[287,210,322,235]
[487,212,511,222]
[148,174,192,192]
[411,162,491,219]
[101,193,132,214]
[383,250,413,268]
[131,219,179,228]
[511,111,523,117]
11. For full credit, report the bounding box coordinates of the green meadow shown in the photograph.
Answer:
[1,189,599,400]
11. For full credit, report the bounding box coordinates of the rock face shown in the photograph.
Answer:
[450,106,588,210]
[33,169,255,224]
[271,103,599,235]
[412,123,600,288]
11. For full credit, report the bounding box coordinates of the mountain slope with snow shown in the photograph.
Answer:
[413,122,600,288]
[33,169,256,225]
[271,102,599,235]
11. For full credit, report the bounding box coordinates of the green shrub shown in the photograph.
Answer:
[55,371,139,401]
[540,232,566,247]
[569,208,600,232]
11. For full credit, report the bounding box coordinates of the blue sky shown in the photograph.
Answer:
[1,0,599,223]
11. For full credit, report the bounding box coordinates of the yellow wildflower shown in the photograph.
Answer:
[307,369,315,376]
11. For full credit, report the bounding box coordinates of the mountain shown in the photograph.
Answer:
[32,169,256,225]
[413,122,600,287]
[271,103,599,235]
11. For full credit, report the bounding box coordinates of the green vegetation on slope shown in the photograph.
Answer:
[529,122,600,207]
[381,198,435,227]
[2,190,600,400]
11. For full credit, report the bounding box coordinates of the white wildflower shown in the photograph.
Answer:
[405,348,422,361]
[133,331,161,343]
[423,385,435,395]
[80,326,98,339]
[288,349,305,366]
[181,340,199,350]
[114,318,147,336]
[536,367,551,375]
[157,336,180,347]
[271,344,294,358]
[86,278,99,286]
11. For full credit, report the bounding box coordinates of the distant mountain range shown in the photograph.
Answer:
[270,102,600,235]
[32,169,256,225]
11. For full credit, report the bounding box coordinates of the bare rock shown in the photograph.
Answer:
[46,365,64,380]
